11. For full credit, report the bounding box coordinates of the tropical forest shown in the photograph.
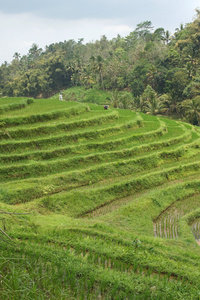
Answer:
[0,8,200,300]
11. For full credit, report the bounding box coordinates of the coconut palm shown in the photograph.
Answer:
[96,55,105,90]
[13,52,21,61]
[140,85,159,114]
[180,98,200,125]
[145,96,162,115]
[164,30,171,44]
[158,94,173,115]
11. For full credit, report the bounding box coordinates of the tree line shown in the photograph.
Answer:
[0,9,200,124]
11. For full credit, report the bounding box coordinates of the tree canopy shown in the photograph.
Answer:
[1,9,200,124]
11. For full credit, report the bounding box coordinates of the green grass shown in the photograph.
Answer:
[0,97,29,105]
[0,98,80,117]
[1,91,200,299]
[51,86,113,105]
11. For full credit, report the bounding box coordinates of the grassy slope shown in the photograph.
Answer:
[1,90,200,299]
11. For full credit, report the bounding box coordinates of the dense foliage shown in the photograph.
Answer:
[1,10,200,124]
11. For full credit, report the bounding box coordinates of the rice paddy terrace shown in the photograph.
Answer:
[1,96,200,299]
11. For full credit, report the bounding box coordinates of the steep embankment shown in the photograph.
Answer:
[1,96,200,299]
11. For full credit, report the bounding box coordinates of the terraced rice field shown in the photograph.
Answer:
[1,96,200,299]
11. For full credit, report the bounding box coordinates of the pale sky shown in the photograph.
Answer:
[0,0,199,64]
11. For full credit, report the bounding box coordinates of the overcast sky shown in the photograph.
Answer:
[0,0,199,64]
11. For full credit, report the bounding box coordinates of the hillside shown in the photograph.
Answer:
[1,10,200,126]
[1,95,200,299]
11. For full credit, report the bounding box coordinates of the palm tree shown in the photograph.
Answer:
[140,85,158,114]
[180,98,200,125]
[182,98,200,125]
[96,55,105,90]
[184,55,199,79]
[13,52,21,61]
[28,43,42,60]
[145,97,162,115]
[158,94,172,115]
[146,65,158,90]
[164,30,171,44]
[89,55,98,85]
